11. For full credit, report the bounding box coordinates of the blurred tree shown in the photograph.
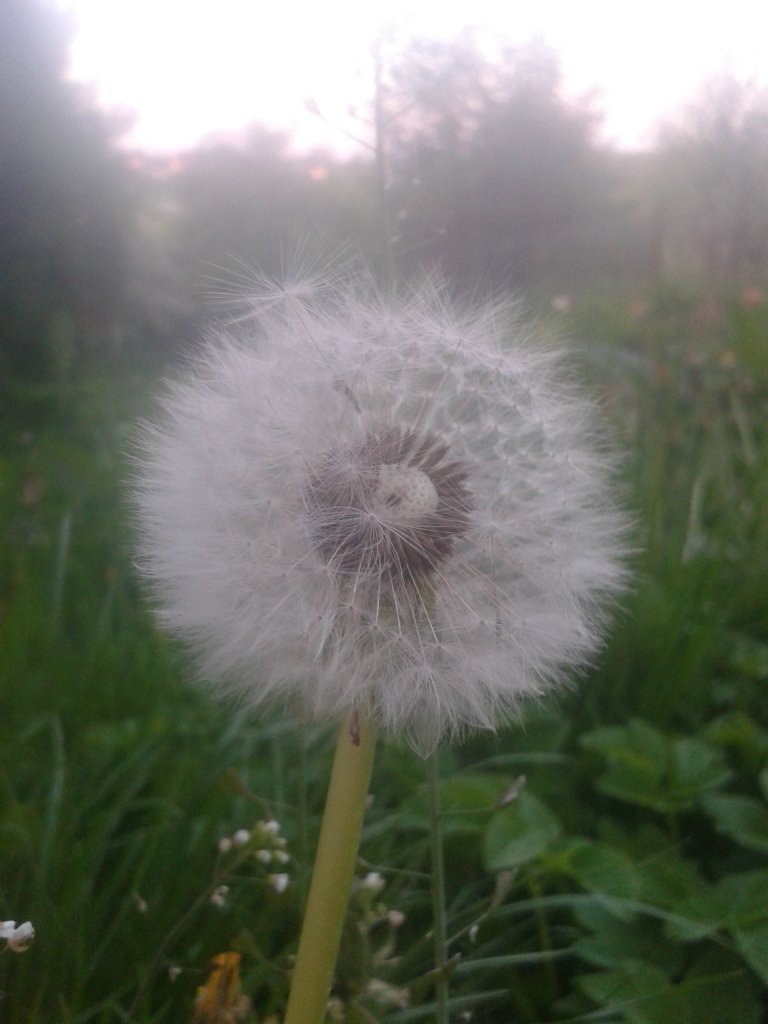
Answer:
[0,0,133,378]
[377,36,622,293]
[658,76,768,291]
[170,129,381,309]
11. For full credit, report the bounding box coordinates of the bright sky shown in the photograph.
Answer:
[58,0,768,155]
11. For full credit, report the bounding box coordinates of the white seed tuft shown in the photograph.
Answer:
[133,267,629,751]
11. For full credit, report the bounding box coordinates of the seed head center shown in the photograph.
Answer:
[306,427,472,585]
[372,464,440,524]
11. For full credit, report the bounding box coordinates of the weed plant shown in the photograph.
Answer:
[1,295,767,1023]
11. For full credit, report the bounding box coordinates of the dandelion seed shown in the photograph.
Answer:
[134,269,628,750]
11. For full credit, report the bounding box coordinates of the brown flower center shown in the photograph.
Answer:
[305,428,471,586]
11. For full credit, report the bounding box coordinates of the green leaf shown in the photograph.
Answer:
[572,909,684,974]
[482,790,561,871]
[733,921,768,985]
[439,772,517,813]
[701,792,768,854]
[578,959,762,1024]
[547,837,640,900]
[715,869,768,928]
[582,719,730,812]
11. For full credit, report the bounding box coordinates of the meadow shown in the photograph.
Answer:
[1,290,767,1023]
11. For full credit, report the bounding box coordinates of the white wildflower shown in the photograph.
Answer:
[1,920,35,952]
[255,849,272,864]
[361,871,385,895]
[210,884,229,908]
[134,270,628,750]
[269,873,290,894]
[217,835,233,853]
[273,849,290,865]
[232,828,251,847]
[132,891,149,914]
[261,819,280,836]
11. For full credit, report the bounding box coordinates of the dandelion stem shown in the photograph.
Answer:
[284,710,376,1024]
[427,748,449,1024]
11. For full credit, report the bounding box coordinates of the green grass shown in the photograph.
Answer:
[1,296,767,1023]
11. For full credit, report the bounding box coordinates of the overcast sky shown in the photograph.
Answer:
[57,0,768,154]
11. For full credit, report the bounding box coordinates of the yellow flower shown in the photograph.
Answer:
[192,952,250,1024]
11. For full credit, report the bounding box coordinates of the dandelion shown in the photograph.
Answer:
[133,267,628,1024]
[134,270,627,751]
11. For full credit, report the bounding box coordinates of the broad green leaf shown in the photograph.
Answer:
[578,959,762,1024]
[482,790,561,871]
[572,910,684,973]
[701,792,768,854]
[582,719,730,812]
[547,837,640,900]
[733,921,768,985]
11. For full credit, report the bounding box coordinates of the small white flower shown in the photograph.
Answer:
[273,849,290,865]
[134,269,628,750]
[362,871,385,895]
[218,836,233,853]
[262,819,280,836]
[132,892,149,914]
[232,829,251,847]
[210,884,229,908]
[2,921,35,952]
[387,909,406,928]
[168,964,183,982]
[269,873,290,894]
[255,849,272,864]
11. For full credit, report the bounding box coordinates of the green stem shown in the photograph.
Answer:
[284,711,376,1024]
[427,748,449,1024]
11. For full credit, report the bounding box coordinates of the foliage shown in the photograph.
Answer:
[0,0,134,379]
[2,9,768,1021]
[1,288,767,1021]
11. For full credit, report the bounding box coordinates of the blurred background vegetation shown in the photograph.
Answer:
[1,1,767,1021]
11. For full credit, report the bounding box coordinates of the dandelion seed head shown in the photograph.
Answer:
[134,267,629,751]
